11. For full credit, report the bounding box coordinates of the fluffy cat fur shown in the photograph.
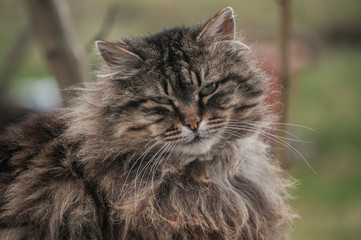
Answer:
[0,7,295,240]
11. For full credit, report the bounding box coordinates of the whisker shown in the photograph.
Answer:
[208,117,223,121]
[164,132,182,138]
[164,129,181,137]
[144,138,158,148]
[228,119,316,132]
[228,119,314,143]
[208,124,225,131]
[227,124,311,143]
[134,142,170,210]
[258,125,313,144]
[225,126,316,174]
[120,140,160,198]
[208,120,224,125]
[143,142,172,190]
[227,120,314,162]
[147,142,174,184]
[149,142,176,210]
[164,136,186,142]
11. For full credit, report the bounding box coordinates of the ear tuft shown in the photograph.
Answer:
[96,40,141,68]
[197,7,235,42]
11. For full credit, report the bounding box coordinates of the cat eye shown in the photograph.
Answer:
[200,83,218,96]
[152,97,172,104]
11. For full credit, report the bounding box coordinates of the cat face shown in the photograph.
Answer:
[96,7,267,157]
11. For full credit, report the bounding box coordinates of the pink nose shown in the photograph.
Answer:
[184,118,201,131]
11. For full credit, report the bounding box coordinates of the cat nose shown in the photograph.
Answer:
[184,117,201,131]
[179,107,201,131]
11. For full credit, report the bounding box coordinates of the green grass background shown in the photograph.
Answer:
[1,0,360,239]
[289,46,361,239]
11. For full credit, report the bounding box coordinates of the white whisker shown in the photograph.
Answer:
[120,140,160,198]
[228,120,316,132]
[227,123,311,143]
[134,142,170,211]
[225,126,316,174]
[149,142,176,210]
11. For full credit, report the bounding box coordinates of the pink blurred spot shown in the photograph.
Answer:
[253,40,314,115]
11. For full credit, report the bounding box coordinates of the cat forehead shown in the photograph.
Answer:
[122,24,242,91]
[139,27,201,63]
[135,28,208,85]
[144,27,196,47]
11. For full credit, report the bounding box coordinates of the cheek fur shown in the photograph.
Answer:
[111,107,174,138]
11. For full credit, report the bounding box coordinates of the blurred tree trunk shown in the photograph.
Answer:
[25,0,86,106]
[277,0,291,170]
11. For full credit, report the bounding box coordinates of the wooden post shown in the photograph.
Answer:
[277,0,291,169]
[25,0,86,106]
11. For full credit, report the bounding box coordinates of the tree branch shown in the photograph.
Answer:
[25,0,87,106]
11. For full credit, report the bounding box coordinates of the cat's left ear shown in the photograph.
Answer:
[96,40,142,69]
[197,7,235,42]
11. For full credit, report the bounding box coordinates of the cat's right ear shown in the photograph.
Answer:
[197,7,235,43]
[96,40,142,69]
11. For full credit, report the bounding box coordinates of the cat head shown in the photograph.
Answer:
[90,7,269,158]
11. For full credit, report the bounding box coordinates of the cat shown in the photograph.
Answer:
[0,7,295,240]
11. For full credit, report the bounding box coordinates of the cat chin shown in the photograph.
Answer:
[173,136,220,157]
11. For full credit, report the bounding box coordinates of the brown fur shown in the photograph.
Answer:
[0,7,295,239]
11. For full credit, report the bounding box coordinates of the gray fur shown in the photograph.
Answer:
[0,7,295,239]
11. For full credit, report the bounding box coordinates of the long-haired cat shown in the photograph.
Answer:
[0,7,294,240]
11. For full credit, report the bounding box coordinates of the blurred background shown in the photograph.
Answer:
[0,0,360,239]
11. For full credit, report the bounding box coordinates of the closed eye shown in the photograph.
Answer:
[152,97,172,104]
[200,83,218,96]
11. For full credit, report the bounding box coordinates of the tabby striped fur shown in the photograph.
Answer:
[0,7,295,239]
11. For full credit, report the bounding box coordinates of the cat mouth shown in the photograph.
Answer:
[187,135,203,145]
[173,134,219,156]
